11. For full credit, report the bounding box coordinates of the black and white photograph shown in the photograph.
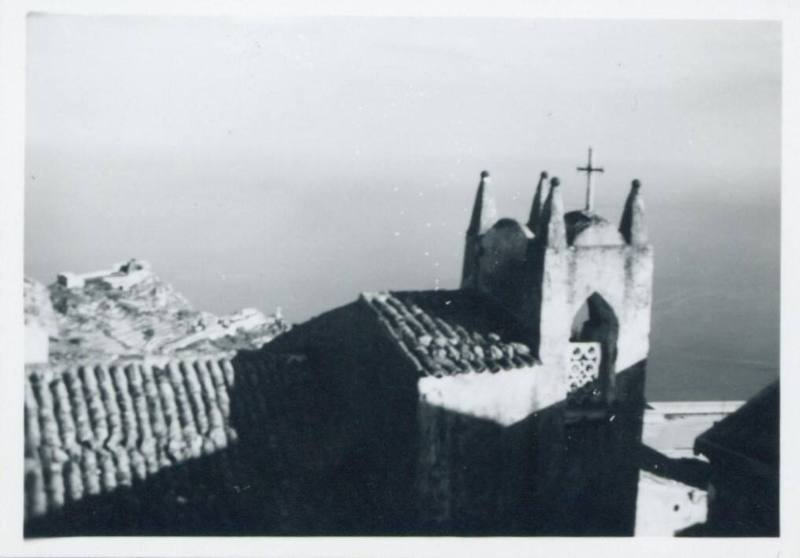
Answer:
[1,1,796,555]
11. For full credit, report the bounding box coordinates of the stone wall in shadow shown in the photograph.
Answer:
[415,361,647,536]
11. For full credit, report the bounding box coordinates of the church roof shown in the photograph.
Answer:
[361,290,538,378]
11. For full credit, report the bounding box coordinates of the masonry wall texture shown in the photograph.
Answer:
[416,362,645,535]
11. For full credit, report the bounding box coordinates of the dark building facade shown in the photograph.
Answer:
[688,381,779,536]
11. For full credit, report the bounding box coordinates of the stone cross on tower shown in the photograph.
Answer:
[577,147,604,211]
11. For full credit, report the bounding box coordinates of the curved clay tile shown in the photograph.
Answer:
[154,366,182,463]
[220,359,235,390]
[52,379,77,451]
[127,363,154,449]
[44,458,65,511]
[25,458,47,519]
[24,381,41,454]
[194,359,218,410]
[141,363,167,440]
[64,367,93,446]
[208,359,231,419]
[111,365,138,449]
[80,444,101,497]
[128,445,148,482]
[64,457,83,503]
[111,446,133,488]
[97,365,120,442]
[179,360,208,437]
[98,448,118,492]
[81,365,109,447]
[32,375,61,449]
[166,360,198,445]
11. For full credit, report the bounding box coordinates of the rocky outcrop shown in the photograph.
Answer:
[25,260,289,364]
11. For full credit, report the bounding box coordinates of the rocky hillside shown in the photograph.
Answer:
[24,277,59,335]
[25,259,289,364]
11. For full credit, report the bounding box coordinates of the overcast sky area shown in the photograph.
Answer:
[25,16,780,401]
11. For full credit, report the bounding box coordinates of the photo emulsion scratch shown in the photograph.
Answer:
[22,16,779,538]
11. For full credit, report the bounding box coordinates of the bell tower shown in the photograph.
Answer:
[459,163,654,407]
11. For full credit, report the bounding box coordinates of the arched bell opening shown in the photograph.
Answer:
[567,292,619,409]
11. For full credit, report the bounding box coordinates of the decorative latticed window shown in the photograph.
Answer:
[566,342,603,408]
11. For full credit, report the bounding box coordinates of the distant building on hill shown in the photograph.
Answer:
[56,258,152,290]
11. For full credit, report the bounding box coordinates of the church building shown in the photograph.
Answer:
[258,164,654,534]
[24,162,654,536]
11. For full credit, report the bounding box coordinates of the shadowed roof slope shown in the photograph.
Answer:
[694,381,779,470]
[361,290,537,378]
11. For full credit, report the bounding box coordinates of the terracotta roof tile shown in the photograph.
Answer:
[24,351,307,522]
[361,290,538,378]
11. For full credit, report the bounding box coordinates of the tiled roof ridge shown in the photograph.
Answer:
[24,353,245,519]
[360,290,538,378]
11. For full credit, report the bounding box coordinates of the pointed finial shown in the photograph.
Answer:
[539,176,566,249]
[527,171,549,233]
[466,170,498,236]
[620,179,648,244]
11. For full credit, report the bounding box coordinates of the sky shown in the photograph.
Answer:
[24,16,780,401]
